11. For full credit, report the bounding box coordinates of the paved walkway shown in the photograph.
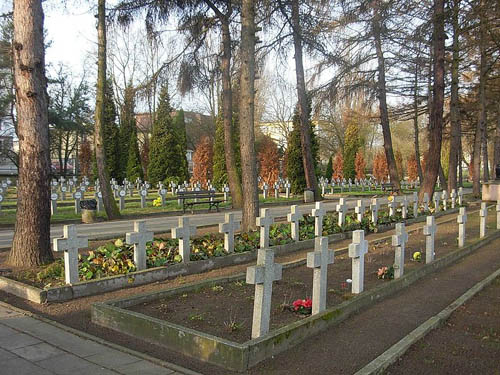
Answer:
[0,304,200,375]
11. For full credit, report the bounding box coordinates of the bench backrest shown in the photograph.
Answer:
[177,190,216,198]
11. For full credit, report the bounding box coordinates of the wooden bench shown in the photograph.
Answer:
[177,190,223,213]
[381,183,394,192]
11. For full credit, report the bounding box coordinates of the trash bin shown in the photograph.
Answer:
[80,199,97,223]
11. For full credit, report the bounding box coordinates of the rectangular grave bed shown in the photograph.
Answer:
[92,215,496,371]
[0,207,462,304]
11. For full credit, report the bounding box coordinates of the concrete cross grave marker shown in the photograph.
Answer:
[50,192,58,215]
[458,187,463,206]
[450,189,457,209]
[53,225,88,284]
[159,188,167,206]
[441,190,448,211]
[388,198,397,217]
[222,184,230,202]
[246,249,282,339]
[126,220,153,271]
[285,182,291,198]
[423,193,430,212]
[433,193,440,213]
[0,194,3,210]
[287,205,301,242]
[256,208,274,248]
[312,202,326,237]
[61,185,67,201]
[274,182,280,199]
[392,223,408,278]
[496,200,500,230]
[371,198,379,225]
[336,198,348,227]
[172,217,197,262]
[140,189,147,208]
[401,196,408,219]
[73,191,82,214]
[479,202,487,238]
[307,236,334,315]
[119,189,126,210]
[348,230,368,294]
[95,191,103,212]
[412,192,419,218]
[219,213,240,253]
[355,199,365,222]
[423,216,437,263]
[457,207,467,247]
[262,183,269,200]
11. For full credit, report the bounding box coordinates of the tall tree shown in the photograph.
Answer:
[419,0,445,201]
[172,109,190,182]
[8,0,53,266]
[94,0,121,219]
[126,126,143,181]
[239,0,259,231]
[102,78,121,180]
[119,84,136,181]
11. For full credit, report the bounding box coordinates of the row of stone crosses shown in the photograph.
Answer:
[53,197,500,339]
[47,175,298,215]
[317,176,421,194]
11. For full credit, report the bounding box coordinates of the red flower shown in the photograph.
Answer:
[303,299,312,309]
[292,299,303,311]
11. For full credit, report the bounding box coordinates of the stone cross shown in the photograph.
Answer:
[172,217,197,262]
[140,189,147,208]
[441,190,448,211]
[423,216,436,263]
[392,223,408,278]
[274,182,280,199]
[246,249,282,339]
[458,187,463,206]
[412,192,418,218]
[159,188,167,206]
[219,213,240,253]
[457,207,467,248]
[287,205,301,242]
[256,208,274,248]
[285,182,291,198]
[355,199,365,222]
[61,184,67,201]
[497,200,500,230]
[388,198,397,217]
[95,191,103,212]
[423,193,429,212]
[312,202,326,236]
[348,230,369,294]
[53,225,88,284]
[307,236,334,315]
[479,202,487,238]
[50,192,58,215]
[74,191,82,214]
[371,198,379,225]
[0,194,3,210]
[222,184,230,202]
[119,189,126,211]
[433,193,440,213]
[401,196,408,219]
[450,189,457,209]
[126,221,153,271]
[262,183,269,199]
[336,198,348,227]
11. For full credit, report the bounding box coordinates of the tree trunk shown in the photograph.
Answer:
[419,0,445,202]
[8,0,53,267]
[448,0,461,193]
[239,0,259,231]
[472,0,487,196]
[413,64,423,183]
[221,16,243,209]
[372,1,401,193]
[482,131,489,181]
[95,0,120,219]
[290,0,320,200]
[494,102,500,178]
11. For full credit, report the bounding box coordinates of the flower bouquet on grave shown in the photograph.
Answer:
[412,251,422,262]
[290,298,313,315]
[377,266,394,280]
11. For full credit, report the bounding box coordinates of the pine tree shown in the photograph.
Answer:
[286,101,319,194]
[355,151,366,180]
[102,78,121,180]
[343,123,361,180]
[119,84,136,181]
[147,86,185,184]
[172,109,189,182]
[373,150,389,183]
[332,152,344,180]
[126,127,143,181]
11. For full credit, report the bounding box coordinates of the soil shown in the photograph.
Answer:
[126,208,489,343]
[0,206,496,375]
[386,276,500,375]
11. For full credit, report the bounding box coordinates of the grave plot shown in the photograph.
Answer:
[91,206,499,371]
[0,199,470,303]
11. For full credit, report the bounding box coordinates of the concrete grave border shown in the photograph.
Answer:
[91,217,498,372]
[0,207,462,304]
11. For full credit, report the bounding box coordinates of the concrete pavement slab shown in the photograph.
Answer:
[11,342,65,361]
